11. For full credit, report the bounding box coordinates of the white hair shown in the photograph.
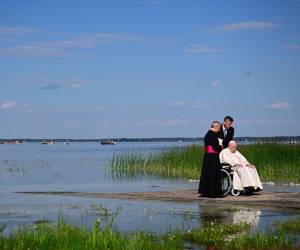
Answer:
[228,140,237,146]
[210,121,221,128]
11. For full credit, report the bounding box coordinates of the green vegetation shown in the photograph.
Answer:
[275,216,300,234]
[111,144,300,183]
[0,220,183,250]
[1,217,300,250]
[111,145,201,180]
[227,232,292,250]
[182,222,251,248]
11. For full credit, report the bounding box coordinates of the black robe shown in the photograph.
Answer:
[198,130,222,197]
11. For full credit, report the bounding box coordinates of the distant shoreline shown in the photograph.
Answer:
[0,136,299,143]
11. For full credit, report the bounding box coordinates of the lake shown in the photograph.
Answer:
[1,142,299,234]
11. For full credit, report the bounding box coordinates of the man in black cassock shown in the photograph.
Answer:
[198,121,223,198]
[217,116,234,148]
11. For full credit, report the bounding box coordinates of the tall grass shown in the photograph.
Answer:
[0,221,182,250]
[110,144,300,183]
[1,217,300,250]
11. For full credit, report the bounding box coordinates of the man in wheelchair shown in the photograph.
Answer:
[219,141,263,195]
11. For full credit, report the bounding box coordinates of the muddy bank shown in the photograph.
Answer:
[16,190,300,209]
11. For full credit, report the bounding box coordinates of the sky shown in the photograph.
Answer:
[0,0,299,138]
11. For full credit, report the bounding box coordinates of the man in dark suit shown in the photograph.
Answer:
[218,116,234,148]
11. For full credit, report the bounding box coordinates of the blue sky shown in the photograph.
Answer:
[0,0,299,138]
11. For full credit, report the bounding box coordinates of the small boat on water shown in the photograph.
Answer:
[42,141,54,145]
[64,141,71,145]
[100,139,116,145]
[15,140,25,144]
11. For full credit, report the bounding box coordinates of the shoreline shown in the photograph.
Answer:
[16,190,300,210]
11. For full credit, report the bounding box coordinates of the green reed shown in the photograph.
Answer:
[110,144,300,183]
[275,215,300,234]
[1,217,300,250]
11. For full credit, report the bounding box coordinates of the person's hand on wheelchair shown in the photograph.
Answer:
[233,164,243,168]
[247,164,256,169]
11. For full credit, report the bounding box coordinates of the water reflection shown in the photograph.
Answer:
[200,205,261,227]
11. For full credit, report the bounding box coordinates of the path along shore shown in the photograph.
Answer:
[16,190,300,210]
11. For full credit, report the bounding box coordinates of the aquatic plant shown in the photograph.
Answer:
[1,218,299,250]
[182,222,251,248]
[110,144,300,183]
[275,216,300,233]
[227,232,292,250]
[0,225,6,234]
[0,220,183,250]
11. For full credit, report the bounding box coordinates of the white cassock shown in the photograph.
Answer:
[219,148,263,191]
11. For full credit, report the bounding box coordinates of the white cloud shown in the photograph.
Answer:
[0,45,66,57]
[210,21,280,33]
[211,80,220,87]
[136,119,189,127]
[269,102,291,110]
[282,43,299,51]
[185,44,224,53]
[167,101,220,109]
[167,101,185,107]
[40,83,60,89]
[20,103,30,108]
[0,32,140,57]
[0,101,17,110]
[159,120,189,127]
[49,108,65,113]
[0,26,37,36]
[238,119,286,125]
[61,79,88,89]
[136,119,157,127]
[142,0,165,5]
[20,76,88,90]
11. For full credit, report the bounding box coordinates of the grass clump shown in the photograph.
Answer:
[275,216,300,234]
[1,218,300,250]
[110,144,300,183]
[227,232,292,250]
[182,223,251,248]
[0,220,183,250]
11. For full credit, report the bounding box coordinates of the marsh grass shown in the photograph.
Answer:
[227,232,292,250]
[275,216,300,234]
[0,220,183,250]
[110,144,300,183]
[1,218,299,250]
[182,223,251,248]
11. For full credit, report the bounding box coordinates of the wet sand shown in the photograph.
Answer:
[16,190,300,209]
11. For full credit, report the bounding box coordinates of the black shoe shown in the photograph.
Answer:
[244,186,255,195]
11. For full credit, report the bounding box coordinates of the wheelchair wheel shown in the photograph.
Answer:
[231,189,240,196]
[220,169,232,196]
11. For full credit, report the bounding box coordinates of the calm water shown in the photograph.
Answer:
[0,142,299,234]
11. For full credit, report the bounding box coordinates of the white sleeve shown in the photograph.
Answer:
[237,151,250,165]
[219,150,225,163]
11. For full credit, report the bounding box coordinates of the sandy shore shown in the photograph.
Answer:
[16,190,300,209]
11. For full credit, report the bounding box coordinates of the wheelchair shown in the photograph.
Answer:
[220,164,241,196]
